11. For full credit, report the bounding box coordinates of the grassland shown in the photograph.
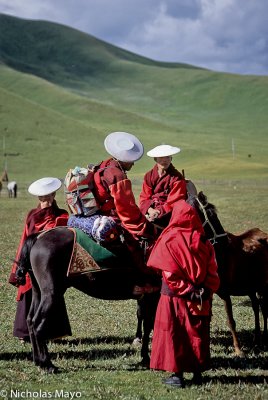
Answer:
[0,181,268,400]
[0,13,268,400]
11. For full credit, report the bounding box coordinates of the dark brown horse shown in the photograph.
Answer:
[134,193,268,357]
[15,229,160,372]
[192,192,268,355]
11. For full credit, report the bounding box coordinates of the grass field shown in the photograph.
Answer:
[0,180,268,400]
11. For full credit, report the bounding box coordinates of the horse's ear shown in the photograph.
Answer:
[198,191,207,203]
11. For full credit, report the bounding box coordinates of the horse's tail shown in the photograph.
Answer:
[15,233,39,285]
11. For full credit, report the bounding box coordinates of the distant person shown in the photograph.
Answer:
[147,199,220,388]
[139,144,187,227]
[9,177,69,342]
[7,181,17,198]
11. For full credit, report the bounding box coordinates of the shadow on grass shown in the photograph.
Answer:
[0,335,138,362]
[1,333,267,373]
[211,328,268,351]
[210,355,268,370]
[52,335,135,346]
[189,374,268,386]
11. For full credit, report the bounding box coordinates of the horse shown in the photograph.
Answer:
[15,228,160,372]
[196,192,268,356]
[7,181,17,198]
[133,192,268,357]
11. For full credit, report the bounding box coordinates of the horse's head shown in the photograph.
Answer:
[191,191,227,246]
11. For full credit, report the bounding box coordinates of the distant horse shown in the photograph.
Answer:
[133,193,268,357]
[15,229,160,372]
[7,181,17,198]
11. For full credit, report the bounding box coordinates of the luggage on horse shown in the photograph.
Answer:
[64,165,120,244]
[64,165,100,216]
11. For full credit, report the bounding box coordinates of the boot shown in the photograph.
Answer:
[162,373,185,388]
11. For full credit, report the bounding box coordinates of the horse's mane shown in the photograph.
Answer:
[197,191,217,213]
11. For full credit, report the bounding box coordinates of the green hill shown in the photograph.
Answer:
[0,13,268,184]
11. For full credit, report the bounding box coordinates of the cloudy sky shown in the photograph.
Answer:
[1,0,268,75]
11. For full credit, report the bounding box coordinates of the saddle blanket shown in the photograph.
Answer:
[67,228,118,276]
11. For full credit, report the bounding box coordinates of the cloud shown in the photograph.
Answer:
[0,0,268,75]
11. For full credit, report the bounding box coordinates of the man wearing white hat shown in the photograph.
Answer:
[93,132,159,294]
[94,132,155,240]
[139,144,187,226]
[9,177,70,342]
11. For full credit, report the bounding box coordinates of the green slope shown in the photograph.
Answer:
[0,13,267,183]
[0,13,199,84]
[0,66,172,182]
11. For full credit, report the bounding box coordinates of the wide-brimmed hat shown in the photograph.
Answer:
[104,131,144,162]
[28,177,62,196]
[147,144,181,157]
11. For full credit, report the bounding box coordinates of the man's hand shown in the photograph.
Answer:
[146,207,160,222]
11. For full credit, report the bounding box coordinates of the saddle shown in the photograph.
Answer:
[67,228,133,276]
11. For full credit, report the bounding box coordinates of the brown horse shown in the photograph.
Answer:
[194,192,268,356]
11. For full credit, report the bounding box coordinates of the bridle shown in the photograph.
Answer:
[195,196,227,245]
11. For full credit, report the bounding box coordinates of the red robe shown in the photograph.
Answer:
[147,200,220,374]
[93,158,152,239]
[9,201,69,300]
[139,164,186,218]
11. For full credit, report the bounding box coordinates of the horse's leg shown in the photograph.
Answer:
[259,292,268,347]
[262,304,268,347]
[132,299,143,346]
[249,293,261,348]
[221,295,245,356]
[27,286,40,365]
[27,274,58,373]
[29,260,70,372]
[139,292,159,367]
[140,312,152,367]
[27,282,44,367]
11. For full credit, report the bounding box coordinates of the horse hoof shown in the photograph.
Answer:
[234,349,245,358]
[140,357,150,369]
[132,338,142,347]
[252,345,261,355]
[40,364,59,374]
[135,359,150,370]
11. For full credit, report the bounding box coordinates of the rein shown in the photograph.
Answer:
[195,196,227,245]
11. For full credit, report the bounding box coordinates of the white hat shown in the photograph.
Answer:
[147,144,181,157]
[104,131,144,162]
[28,177,62,196]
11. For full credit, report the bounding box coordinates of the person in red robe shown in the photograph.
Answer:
[9,177,69,342]
[93,131,159,294]
[147,199,220,388]
[139,144,187,227]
